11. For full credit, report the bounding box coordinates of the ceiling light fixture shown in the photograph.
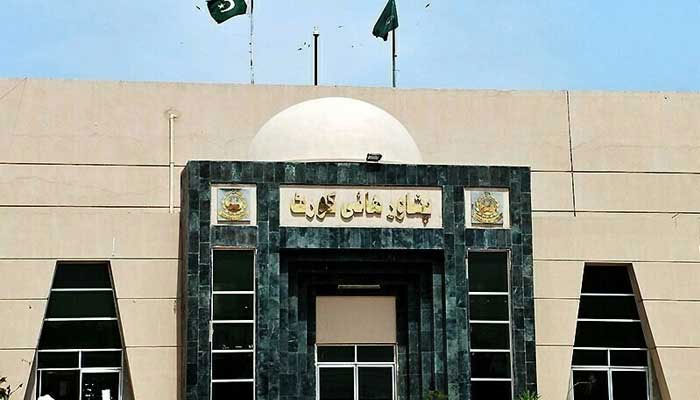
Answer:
[337,284,381,290]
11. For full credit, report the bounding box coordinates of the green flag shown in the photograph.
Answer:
[207,0,247,24]
[372,0,399,41]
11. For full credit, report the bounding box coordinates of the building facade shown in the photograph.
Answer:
[0,78,698,399]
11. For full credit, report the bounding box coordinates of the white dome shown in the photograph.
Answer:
[248,97,422,163]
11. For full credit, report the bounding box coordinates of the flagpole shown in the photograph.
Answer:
[392,30,396,88]
[313,27,320,86]
[249,0,255,84]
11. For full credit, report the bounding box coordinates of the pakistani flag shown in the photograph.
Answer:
[372,0,399,41]
[207,0,247,24]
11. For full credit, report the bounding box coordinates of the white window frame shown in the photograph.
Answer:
[45,286,118,321]
[577,292,640,323]
[210,248,256,400]
[571,348,651,400]
[466,250,514,398]
[37,263,124,400]
[315,344,397,400]
[571,268,651,400]
[36,351,124,400]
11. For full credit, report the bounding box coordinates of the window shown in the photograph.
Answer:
[316,345,396,400]
[37,263,123,400]
[211,250,255,400]
[571,265,650,400]
[467,252,513,400]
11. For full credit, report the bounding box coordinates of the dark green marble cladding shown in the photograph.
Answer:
[282,251,444,400]
[181,161,536,400]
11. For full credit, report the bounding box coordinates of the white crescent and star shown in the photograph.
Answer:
[218,0,236,13]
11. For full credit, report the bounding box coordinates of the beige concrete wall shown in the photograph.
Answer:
[633,262,700,301]
[565,93,700,400]
[2,78,700,399]
[0,350,35,400]
[634,263,700,399]
[533,261,583,400]
[0,208,179,259]
[0,165,170,207]
[115,260,179,400]
[0,260,54,300]
[111,260,179,299]
[533,212,700,262]
[569,92,700,173]
[126,347,179,400]
[655,348,700,399]
[0,79,571,169]
[575,172,700,213]
[316,296,397,344]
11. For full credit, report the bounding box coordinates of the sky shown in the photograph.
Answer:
[1,1,699,91]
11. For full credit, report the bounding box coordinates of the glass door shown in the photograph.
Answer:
[80,371,120,400]
[38,370,80,400]
[358,366,394,400]
[319,366,355,400]
[316,345,396,400]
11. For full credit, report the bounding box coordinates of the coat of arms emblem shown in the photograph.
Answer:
[471,191,504,225]
[217,188,251,222]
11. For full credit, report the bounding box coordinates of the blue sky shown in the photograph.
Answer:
[1,1,699,90]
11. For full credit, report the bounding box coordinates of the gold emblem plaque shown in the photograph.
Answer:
[217,188,251,222]
[471,191,504,225]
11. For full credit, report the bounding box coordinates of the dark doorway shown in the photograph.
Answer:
[280,249,446,400]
